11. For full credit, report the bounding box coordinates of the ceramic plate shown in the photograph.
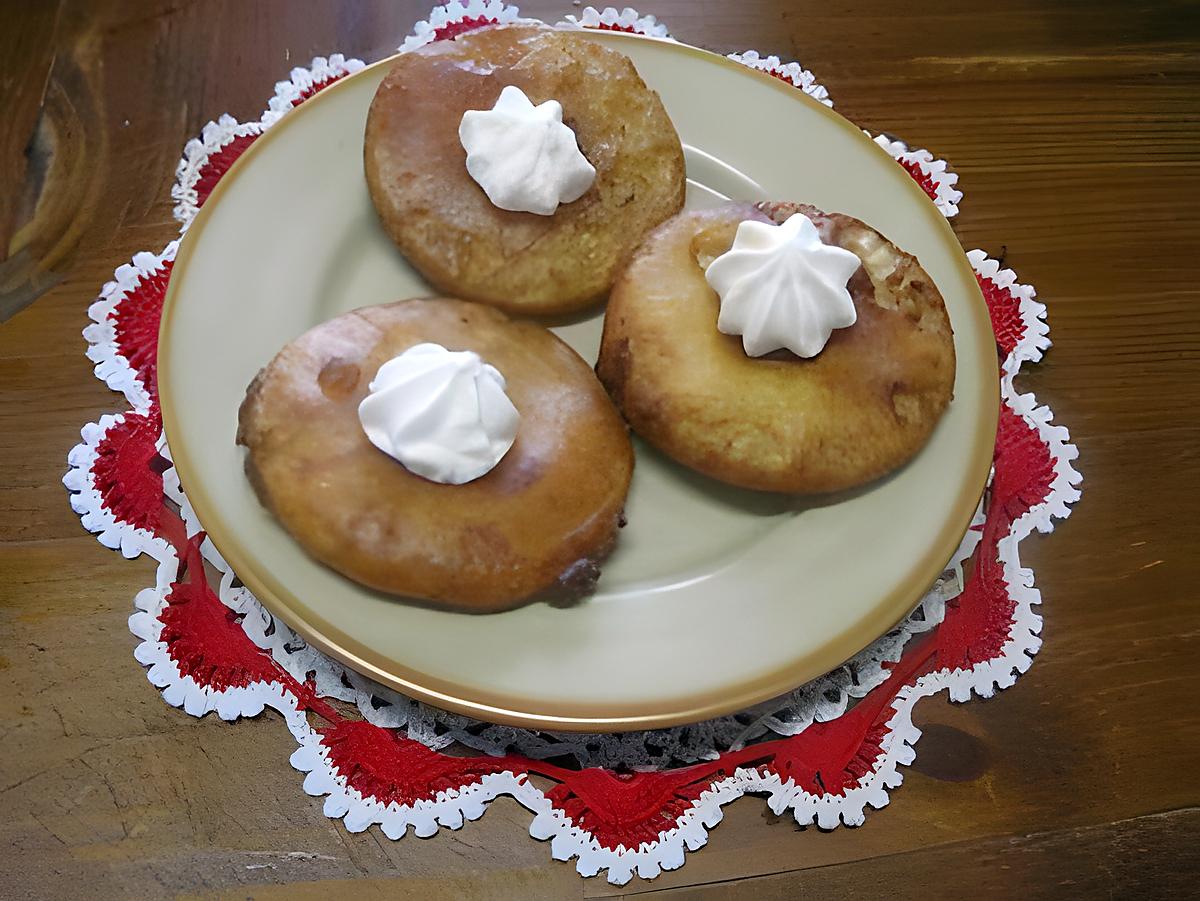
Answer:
[159,32,998,731]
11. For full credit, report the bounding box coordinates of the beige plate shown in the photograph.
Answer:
[160,32,998,732]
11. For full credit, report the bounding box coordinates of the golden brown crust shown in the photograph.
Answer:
[364,24,686,316]
[238,298,634,610]
[595,202,956,493]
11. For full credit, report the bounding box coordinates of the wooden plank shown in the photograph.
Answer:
[609,808,1200,899]
[0,2,62,253]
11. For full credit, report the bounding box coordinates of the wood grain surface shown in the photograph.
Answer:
[2,1,1198,898]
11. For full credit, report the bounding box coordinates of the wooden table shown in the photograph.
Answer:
[3,1,1198,897]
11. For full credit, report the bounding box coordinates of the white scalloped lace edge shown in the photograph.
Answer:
[871,133,964,218]
[401,1,530,52]
[82,242,179,411]
[64,10,1081,885]
[558,5,672,38]
[172,55,366,229]
[726,49,833,108]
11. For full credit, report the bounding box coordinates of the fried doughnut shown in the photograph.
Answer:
[238,298,634,610]
[596,202,956,493]
[364,25,686,316]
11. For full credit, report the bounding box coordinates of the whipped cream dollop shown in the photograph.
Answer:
[458,85,596,215]
[357,343,519,485]
[704,213,863,358]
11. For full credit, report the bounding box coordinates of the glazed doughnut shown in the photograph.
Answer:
[596,202,956,493]
[238,298,634,610]
[364,25,686,316]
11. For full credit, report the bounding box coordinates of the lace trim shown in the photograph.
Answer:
[871,133,963,218]
[558,6,673,38]
[62,6,1082,885]
[727,50,833,108]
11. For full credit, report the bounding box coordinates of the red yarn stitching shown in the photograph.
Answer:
[546,768,713,851]
[978,274,1026,358]
[992,405,1057,526]
[899,158,939,203]
[292,73,347,107]
[764,692,892,796]
[111,261,172,404]
[766,68,800,88]
[432,15,497,42]
[195,133,260,208]
[937,406,1056,667]
[93,412,164,534]
[320,719,513,807]
[159,541,283,690]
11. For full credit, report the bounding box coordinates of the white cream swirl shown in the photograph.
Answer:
[458,85,596,216]
[357,343,519,485]
[705,213,863,358]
